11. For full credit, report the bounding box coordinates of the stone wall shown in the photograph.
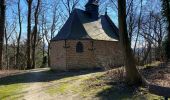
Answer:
[50,41,66,70]
[94,41,124,69]
[50,40,124,70]
[66,40,96,70]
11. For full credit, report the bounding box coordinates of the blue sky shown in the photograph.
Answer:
[6,0,117,37]
[5,0,162,46]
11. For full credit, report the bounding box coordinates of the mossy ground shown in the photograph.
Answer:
[45,70,163,100]
[0,68,167,100]
[0,83,25,100]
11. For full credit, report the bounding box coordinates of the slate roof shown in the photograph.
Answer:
[51,9,119,41]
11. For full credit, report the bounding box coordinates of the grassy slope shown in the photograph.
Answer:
[0,68,165,100]
[45,71,163,100]
[0,83,25,100]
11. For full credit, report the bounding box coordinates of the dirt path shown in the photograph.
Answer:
[0,67,165,100]
[23,69,51,100]
[21,68,97,100]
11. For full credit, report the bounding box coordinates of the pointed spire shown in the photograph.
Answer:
[105,6,108,15]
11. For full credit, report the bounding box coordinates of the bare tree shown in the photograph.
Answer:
[161,0,170,60]
[133,0,143,53]
[118,0,142,85]
[0,0,6,69]
[16,0,22,68]
[31,0,40,68]
[26,0,33,69]
[4,20,16,69]
[47,2,60,67]
[139,12,166,62]
[61,0,80,16]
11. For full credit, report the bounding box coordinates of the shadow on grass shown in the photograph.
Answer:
[0,68,103,85]
[95,81,149,100]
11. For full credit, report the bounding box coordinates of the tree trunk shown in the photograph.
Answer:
[140,42,151,65]
[16,0,22,69]
[26,0,32,69]
[31,0,40,69]
[162,0,170,60]
[118,0,142,85]
[0,0,5,69]
[166,0,170,60]
[133,0,143,53]
[4,27,8,69]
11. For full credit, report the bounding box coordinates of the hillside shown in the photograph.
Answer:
[0,68,164,100]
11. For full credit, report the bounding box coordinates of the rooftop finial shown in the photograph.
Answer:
[105,6,108,15]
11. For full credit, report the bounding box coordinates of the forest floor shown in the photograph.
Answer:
[0,63,169,100]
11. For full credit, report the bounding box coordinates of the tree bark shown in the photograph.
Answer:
[0,0,5,69]
[16,0,22,69]
[31,0,40,69]
[26,0,33,69]
[4,27,8,69]
[166,0,170,60]
[118,0,142,85]
[162,0,170,60]
[140,42,151,65]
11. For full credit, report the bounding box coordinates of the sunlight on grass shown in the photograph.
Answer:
[46,82,71,95]
[79,71,164,100]
[0,84,24,100]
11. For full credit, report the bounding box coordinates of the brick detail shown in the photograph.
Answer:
[50,40,124,70]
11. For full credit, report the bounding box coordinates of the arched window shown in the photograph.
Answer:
[76,42,84,53]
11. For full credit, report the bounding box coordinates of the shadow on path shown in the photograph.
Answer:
[0,68,103,85]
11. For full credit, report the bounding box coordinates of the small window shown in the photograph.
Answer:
[76,42,84,53]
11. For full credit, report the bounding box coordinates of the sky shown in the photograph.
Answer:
[5,0,162,48]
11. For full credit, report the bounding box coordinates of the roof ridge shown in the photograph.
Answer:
[105,14,119,38]
[66,10,76,38]
[74,9,92,39]
[51,8,119,41]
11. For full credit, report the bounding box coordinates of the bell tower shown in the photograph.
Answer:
[85,0,99,19]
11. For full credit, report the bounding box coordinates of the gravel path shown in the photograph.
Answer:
[20,68,97,100]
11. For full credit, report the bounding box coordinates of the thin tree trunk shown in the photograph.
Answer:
[16,0,22,69]
[26,0,32,69]
[0,0,5,69]
[166,0,170,60]
[4,27,8,69]
[32,0,40,69]
[140,42,151,65]
[133,0,143,53]
[118,0,142,85]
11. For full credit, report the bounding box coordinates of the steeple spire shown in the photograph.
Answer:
[105,6,108,15]
[85,0,99,19]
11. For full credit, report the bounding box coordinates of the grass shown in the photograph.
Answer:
[45,73,93,95]
[0,68,167,100]
[77,71,164,100]
[0,83,25,100]
[46,82,71,95]
[0,71,28,100]
[45,70,163,100]
[144,61,163,68]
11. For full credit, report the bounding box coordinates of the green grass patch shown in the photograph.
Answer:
[0,84,25,100]
[46,82,71,95]
[79,71,163,100]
